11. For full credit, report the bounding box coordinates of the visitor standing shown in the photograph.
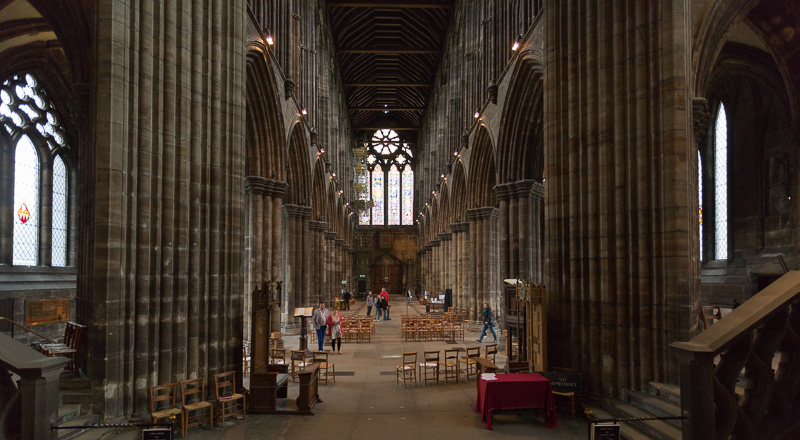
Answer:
[374,294,383,321]
[406,289,412,305]
[342,290,351,310]
[312,303,329,352]
[380,288,390,321]
[366,291,374,316]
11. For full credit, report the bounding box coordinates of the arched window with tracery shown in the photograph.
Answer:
[1,73,74,267]
[363,129,414,226]
[714,103,728,260]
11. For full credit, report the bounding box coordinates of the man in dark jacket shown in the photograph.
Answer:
[477,303,498,343]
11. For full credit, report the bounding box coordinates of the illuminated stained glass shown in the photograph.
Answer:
[13,135,39,266]
[388,165,400,225]
[52,155,67,267]
[698,150,703,262]
[402,166,414,225]
[372,165,384,225]
[715,104,728,260]
[373,129,399,155]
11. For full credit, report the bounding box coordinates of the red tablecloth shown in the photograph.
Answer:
[475,373,557,430]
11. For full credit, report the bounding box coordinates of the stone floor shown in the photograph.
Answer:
[111,298,589,439]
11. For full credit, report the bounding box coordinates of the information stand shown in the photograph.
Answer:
[293,307,314,353]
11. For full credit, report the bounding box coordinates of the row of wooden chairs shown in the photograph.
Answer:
[400,314,466,341]
[308,316,377,343]
[396,344,498,388]
[149,371,244,438]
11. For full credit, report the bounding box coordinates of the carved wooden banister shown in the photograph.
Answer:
[670,271,800,440]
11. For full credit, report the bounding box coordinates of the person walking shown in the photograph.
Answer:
[380,288,390,321]
[327,307,343,354]
[312,302,329,352]
[365,291,374,317]
[477,303,498,343]
[406,289,412,305]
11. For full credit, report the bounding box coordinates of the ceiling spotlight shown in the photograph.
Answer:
[339,189,343,194]
[265,28,274,45]
[319,147,325,153]
[332,172,336,177]
[432,191,436,195]
[453,150,459,156]
[440,173,445,178]
[512,34,522,51]
[474,108,481,119]
[301,106,307,116]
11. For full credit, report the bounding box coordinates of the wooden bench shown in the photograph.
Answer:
[249,364,290,413]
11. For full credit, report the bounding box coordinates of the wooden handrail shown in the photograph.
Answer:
[0,317,57,344]
[669,271,800,440]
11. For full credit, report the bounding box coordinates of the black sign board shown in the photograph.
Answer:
[592,424,620,440]
[142,428,172,440]
[541,371,583,393]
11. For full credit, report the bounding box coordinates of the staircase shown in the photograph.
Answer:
[585,382,683,440]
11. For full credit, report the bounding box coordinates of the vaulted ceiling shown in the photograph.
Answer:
[327,0,453,143]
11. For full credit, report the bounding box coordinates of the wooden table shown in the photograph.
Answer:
[475,372,557,430]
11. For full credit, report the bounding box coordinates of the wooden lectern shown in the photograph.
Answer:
[294,307,314,352]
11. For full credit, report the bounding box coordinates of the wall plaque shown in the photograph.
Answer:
[25,298,70,326]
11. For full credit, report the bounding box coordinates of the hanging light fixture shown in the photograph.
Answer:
[265,28,274,46]
[511,34,523,51]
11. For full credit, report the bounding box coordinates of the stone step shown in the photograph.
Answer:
[60,390,93,406]
[648,382,681,407]
[586,406,652,440]
[57,404,81,423]
[56,414,99,440]
[622,388,682,429]
[605,399,683,440]
[59,376,91,391]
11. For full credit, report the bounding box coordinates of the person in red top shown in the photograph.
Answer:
[327,307,343,354]
[380,288,390,321]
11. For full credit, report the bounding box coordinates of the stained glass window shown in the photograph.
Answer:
[402,166,414,225]
[388,165,400,225]
[698,150,703,262]
[2,73,72,267]
[13,135,39,266]
[372,165,384,225]
[361,129,413,225]
[52,155,68,267]
[714,104,728,260]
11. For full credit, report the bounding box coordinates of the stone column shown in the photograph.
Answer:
[335,238,344,298]
[244,176,266,343]
[467,209,480,320]
[439,232,452,298]
[544,0,694,394]
[496,184,511,287]
[0,137,13,265]
[324,231,336,303]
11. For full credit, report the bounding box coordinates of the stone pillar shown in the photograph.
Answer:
[496,184,511,287]
[0,137,13,265]
[283,204,311,326]
[439,232,452,299]
[335,238,344,298]
[467,209,480,320]
[544,0,694,394]
[324,231,336,303]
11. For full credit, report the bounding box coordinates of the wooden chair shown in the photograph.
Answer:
[460,346,481,380]
[149,383,182,435]
[312,351,336,385]
[212,371,245,428]
[439,348,461,384]
[290,350,309,382]
[484,343,498,364]
[551,367,579,419]
[700,305,723,329]
[396,352,417,388]
[179,378,213,437]
[419,350,440,385]
[270,348,288,366]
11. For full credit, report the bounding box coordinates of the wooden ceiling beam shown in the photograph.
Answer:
[328,1,451,8]
[339,49,438,54]
[350,107,425,112]
[344,83,430,87]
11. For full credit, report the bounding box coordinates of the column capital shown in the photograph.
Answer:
[692,97,711,147]
[466,207,499,221]
[335,239,345,246]
[309,220,328,231]
[283,204,312,219]
[450,222,470,233]
[430,239,441,247]
[324,231,337,240]
[247,177,289,198]
[495,182,512,201]
[438,232,453,241]
[423,245,432,252]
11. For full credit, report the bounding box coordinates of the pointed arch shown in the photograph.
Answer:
[497,52,544,183]
[311,158,328,221]
[246,46,285,180]
[467,125,497,209]
[286,123,311,206]
[450,160,468,223]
